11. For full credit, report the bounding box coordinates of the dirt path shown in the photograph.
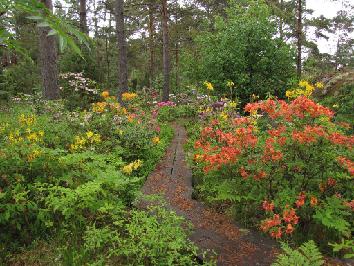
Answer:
[142,123,278,266]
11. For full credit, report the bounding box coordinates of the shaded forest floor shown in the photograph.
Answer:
[142,123,279,266]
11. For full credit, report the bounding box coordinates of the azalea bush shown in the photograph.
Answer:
[191,96,353,257]
[59,72,101,110]
[0,94,187,264]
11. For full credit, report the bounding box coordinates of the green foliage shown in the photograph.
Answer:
[319,83,354,128]
[1,0,90,56]
[158,105,198,122]
[0,101,205,264]
[0,61,40,95]
[184,0,295,104]
[313,196,352,237]
[272,240,324,266]
[83,206,204,265]
[329,239,354,259]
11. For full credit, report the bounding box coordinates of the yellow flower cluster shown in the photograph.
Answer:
[9,128,44,144]
[219,112,228,121]
[70,131,101,151]
[286,80,324,99]
[92,102,108,113]
[122,160,143,175]
[198,106,212,113]
[27,149,42,162]
[122,92,138,101]
[226,80,235,88]
[204,81,214,91]
[228,101,237,108]
[152,136,160,144]
[18,114,36,126]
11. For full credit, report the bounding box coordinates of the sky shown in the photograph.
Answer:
[307,0,352,54]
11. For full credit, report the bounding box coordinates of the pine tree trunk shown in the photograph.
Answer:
[115,0,128,102]
[79,0,88,33]
[148,1,155,88]
[161,0,170,101]
[279,0,284,41]
[39,0,59,100]
[296,0,302,79]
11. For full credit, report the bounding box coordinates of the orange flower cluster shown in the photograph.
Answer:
[262,200,274,212]
[292,125,326,144]
[195,122,259,173]
[261,207,299,239]
[245,96,334,121]
[295,192,306,208]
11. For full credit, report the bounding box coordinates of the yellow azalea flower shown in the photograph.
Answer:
[18,114,36,126]
[299,80,309,88]
[333,104,339,108]
[152,136,160,144]
[226,80,235,88]
[27,149,42,162]
[315,82,324,89]
[229,101,237,108]
[122,160,143,175]
[86,131,94,139]
[220,112,228,120]
[92,102,108,113]
[101,90,110,98]
[70,132,101,151]
[204,81,214,91]
[122,92,138,101]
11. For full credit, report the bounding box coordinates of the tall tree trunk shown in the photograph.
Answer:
[79,0,88,33]
[148,0,155,88]
[39,0,59,100]
[161,0,170,101]
[115,0,128,102]
[279,0,284,41]
[174,0,179,90]
[296,0,302,79]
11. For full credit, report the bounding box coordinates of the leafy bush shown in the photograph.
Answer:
[0,98,200,264]
[183,0,295,104]
[191,96,353,256]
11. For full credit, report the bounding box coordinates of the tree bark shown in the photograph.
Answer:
[115,0,128,102]
[161,0,170,101]
[148,0,155,88]
[39,0,59,100]
[79,0,88,33]
[279,0,284,41]
[296,0,302,78]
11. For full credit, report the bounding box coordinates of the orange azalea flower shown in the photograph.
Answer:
[262,200,274,212]
[295,192,306,208]
[101,90,110,98]
[327,178,336,187]
[283,208,299,225]
[310,196,318,207]
[270,227,282,239]
[240,167,249,179]
[285,223,294,234]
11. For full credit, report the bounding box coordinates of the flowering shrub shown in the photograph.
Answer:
[0,98,177,263]
[191,97,353,256]
[286,80,324,99]
[59,72,101,110]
